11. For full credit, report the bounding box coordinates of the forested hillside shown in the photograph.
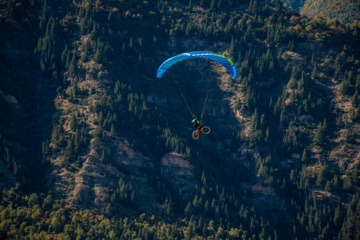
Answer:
[281,0,306,12]
[1,0,360,239]
[300,0,360,24]
[281,0,360,24]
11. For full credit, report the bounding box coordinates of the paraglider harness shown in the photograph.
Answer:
[192,117,203,134]
[191,116,210,139]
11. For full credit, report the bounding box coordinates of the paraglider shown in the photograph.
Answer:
[157,51,239,79]
[157,51,238,140]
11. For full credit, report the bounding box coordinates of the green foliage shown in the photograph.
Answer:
[70,112,78,131]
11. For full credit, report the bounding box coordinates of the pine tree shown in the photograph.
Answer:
[339,78,351,95]
[265,127,271,143]
[313,122,325,146]
[301,149,309,163]
[161,1,165,14]
[322,118,327,133]
[13,161,18,176]
[288,76,297,89]
[343,176,352,191]
[275,0,283,13]
[204,200,210,214]
[68,54,76,77]
[351,91,359,108]
[311,53,315,66]
[215,205,220,220]
[325,181,331,191]
[311,63,317,79]
[316,165,328,187]
[61,44,68,64]
[184,201,192,216]
[229,36,235,57]
[192,195,199,209]
[210,0,216,10]
[81,41,90,62]
[164,197,173,217]
[70,112,78,131]
[252,108,259,130]
[65,137,76,163]
[110,124,116,137]
[4,147,10,167]
[333,203,341,227]
[332,175,340,191]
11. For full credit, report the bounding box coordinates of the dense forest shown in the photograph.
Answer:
[0,0,360,239]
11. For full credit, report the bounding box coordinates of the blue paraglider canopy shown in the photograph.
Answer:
[157,51,239,79]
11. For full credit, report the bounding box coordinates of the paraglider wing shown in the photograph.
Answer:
[157,51,239,79]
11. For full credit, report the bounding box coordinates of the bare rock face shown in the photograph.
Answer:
[318,57,335,75]
[251,183,277,199]
[238,104,250,118]
[161,152,197,198]
[50,139,154,209]
[51,138,200,211]
[0,90,19,108]
[69,156,103,208]
[117,142,151,168]
[283,51,307,67]
[161,152,195,176]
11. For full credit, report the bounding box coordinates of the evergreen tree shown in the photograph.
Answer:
[252,108,259,130]
[68,53,77,77]
[229,36,235,57]
[210,0,216,10]
[185,201,192,216]
[275,0,283,12]
[313,121,326,146]
[110,124,116,137]
[339,78,351,95]
[311,63,317,79]
[311,53,315,66]
[70,112,78,132]
[316,165,328,187]
[100,150,106,163]
[301,149,309,163]
[81,41,90,62]
[164,198,173,217]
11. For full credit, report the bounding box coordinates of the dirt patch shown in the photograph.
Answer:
[283,51,307,67]
[0,90,19,107]
[251,183,277,197]
[161,152,195,176]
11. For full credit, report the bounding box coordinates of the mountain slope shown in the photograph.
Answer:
[282,0,360,24]
[1,0,360,239]
[281,0,306,12]
[301,0,360,24]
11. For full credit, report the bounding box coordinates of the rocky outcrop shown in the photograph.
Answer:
[161,152,197,198]
[161,152,195,176]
